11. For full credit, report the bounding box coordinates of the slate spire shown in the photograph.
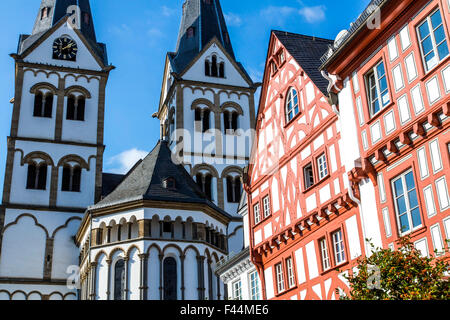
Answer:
[172,0,235,72]
[32,0,97,43]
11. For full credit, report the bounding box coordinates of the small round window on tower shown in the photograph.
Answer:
[163,177,176,190]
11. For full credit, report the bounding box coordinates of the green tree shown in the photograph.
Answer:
[340,237,449,300]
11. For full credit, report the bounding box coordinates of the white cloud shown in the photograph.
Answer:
[224,13,242,27]
[161,5,177,17]
[107,148,148,174]
[298,5,326,23]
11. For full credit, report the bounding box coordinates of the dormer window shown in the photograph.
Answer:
[187,27,195,38]
[271,61,278,74]
[163,177,176,190]
[41,7,50,20]
[205,55,225,78]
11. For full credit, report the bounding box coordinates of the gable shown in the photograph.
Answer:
[22,21,103,71]
[181,40,251,88]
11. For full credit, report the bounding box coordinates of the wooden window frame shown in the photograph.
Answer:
[302,147,331,192]
[364,59,391,118]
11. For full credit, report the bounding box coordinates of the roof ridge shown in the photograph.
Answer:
[272,30,333,43]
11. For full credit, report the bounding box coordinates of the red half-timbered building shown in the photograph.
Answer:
[321,0,450,276]
[244,31,368,300]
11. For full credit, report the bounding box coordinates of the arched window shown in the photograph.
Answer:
[211,56,218,77]
[195,109,210,133]
[163,257,177,300]
[286,88,300,122]
[67,95,86,121]
[33,91,53,118]
[219,62,225,78]
[62,164,82,192]
[224,111,238,133]
[196,173,213,200]
[226,176,241,203]
[26,162,47,190]
[113,259,126,300]
[205,60,211,76]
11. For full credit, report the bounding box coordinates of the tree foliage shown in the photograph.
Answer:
[341,237,449,300]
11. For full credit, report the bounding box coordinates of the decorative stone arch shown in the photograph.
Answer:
[126,245,142,257]
[185,85,216,98]
[108,247,127,260]
[146,243,162,256]
[10,290,28,300]
[0,290,11,300]
[2,213,50,238]
[220,101,244,116]
[192,164,219,179]
[63,73,101,84]
[191,98,217,112]
[211,252,220,264]
[48,291,64,300]
[26,291,43,300]
[182,245,200,257]
[51,216,82,238]
[63,292,77,300]
[220,166,243,179]
[64,85,92,99]
[228,225,243,238]
[94,250,108,263]
[29,82,58,95]
[25,68,61,80]
[217,89,250,100]
[162,243,183,257]
[21,151,55,167]
[57,154,90,171]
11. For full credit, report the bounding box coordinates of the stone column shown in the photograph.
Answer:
[159,254,164,300]
[180,254,185,300]
[90,262,98,300]
[217,177,225,209]
[138,219,149,238]
[123,257,129,300]
[106,259,112,300]
[139,254,149,300]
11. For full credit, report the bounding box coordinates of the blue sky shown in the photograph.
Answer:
[0,0,371,194]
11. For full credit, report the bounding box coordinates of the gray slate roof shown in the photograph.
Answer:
[273,30,334,96]
[93,140,232,219]
[171,0,235,74]
[18,0,107,65]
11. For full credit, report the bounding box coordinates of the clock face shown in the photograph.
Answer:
[52,37,78,61]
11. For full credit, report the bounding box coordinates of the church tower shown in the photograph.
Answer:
[0,0,113,300]
[156,0,258,255]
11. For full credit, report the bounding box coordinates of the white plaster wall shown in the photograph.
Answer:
[184,247,199,300]
[51,218,81,279]
[96,253,108,300]
[24,23,102,71]
[338,77,361,172]
[0,215,46,278]
[128,248,140,300]
[359,179,384,252]
[182,44,250,88]
[18,70,59,140]
[147,246,160,300]
[228,221,243,255]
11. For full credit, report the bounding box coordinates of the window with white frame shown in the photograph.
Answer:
[417,8,449,72]
[332,229,346,265]
[365,60,390,117]
[275,263,285,293]
[392,170,422,234]
[286,257,296,288]
[319,238,331,271]
[263,196,271,218]
[254,202,261,224]
[232,280,242,300]
[249,271,261,300]
[286,87,300,122]
[317,153,328,180]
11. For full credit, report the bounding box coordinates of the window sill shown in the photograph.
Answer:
[420,54,450,83]
[275,285,297,298]
[366,101,395,126]
[254,214,272,228]
[302,174,330,194]
[284,111,303,129]
[399,225,427,238]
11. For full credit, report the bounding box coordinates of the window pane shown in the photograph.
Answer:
[438,42,449,60]
[418,22,430,40]
[405,172,415,190]
[396,196,407,214]
[421,36,434,55]
[408,190,418,208]
[431,10,443,29]
[399,214,410,233]
[411,208,422,228]
[425,51,437,70]
[376,62,386,77]
[434,26,446,45]
[394,179,404,197]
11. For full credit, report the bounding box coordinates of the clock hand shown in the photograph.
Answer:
[62,43,74,50]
